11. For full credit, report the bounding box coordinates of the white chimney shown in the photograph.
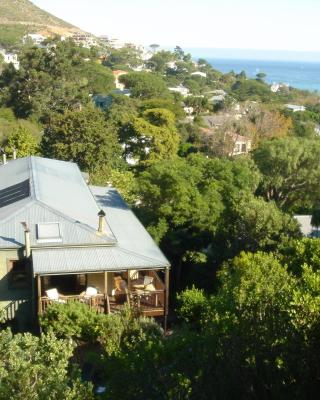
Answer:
[2,153,7,165]
[13,148,17,160]
[98,209,106,234]
[21,222,31,257]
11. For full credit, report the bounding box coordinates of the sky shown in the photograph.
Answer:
[31,0,320,60]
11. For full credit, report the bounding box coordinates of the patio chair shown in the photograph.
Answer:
[112,276,127,296]
[143,276,154,287]
[45,288,66,303]
[85,286,98,297]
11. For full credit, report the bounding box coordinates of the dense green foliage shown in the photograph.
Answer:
[99,249,320,399]
[253,137,320,210]
[1,34,320,399]
[41,106,122,172]
[0,39,114,119]
[0,329,93,399]
[6,125,39,156]
[119,72,171,99]
[0,25,30,48]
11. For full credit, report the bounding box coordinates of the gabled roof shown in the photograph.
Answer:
[0,156,115,247]
[0,157,170,273]
[91,186,170,267]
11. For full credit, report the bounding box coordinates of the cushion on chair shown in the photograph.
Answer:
[85,286,98,296]
[46,288,59,300]
[143,276,154,286]
[145,283,156,291]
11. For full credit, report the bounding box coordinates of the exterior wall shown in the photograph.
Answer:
[86,272,127,295]
[87,272,105,293]
[0,249,32,327]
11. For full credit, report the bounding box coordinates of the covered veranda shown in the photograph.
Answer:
[32,246,170,318]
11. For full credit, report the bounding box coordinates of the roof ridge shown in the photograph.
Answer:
[28,156,37,200]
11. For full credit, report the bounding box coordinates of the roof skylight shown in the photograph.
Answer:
[36,222,62,243]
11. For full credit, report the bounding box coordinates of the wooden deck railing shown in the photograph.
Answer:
[39,287,165,317]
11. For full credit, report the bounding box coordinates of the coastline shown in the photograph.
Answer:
[202,57,320,92]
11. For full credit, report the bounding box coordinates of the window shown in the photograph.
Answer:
[37,222,62,243]
[7,259,29,289]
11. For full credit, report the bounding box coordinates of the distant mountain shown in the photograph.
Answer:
[0,0,84,47]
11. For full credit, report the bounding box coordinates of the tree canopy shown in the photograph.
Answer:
[41,106,122,172]
[119,72,171,99]
[253,137,320,210]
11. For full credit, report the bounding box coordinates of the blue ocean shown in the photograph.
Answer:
[205,59,320,92]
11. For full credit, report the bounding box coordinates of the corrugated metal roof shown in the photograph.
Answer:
[0,157,116,247]
[91,186,170,266]
[0,200,113,248]
[30,157,103,229]
[0,157,170,274]
[0,157,30,191]
[32,246,168,275]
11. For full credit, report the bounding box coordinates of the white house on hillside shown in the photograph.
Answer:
[191,71,207,78]
[286,104,306,112]
[168,85,190,97]
[0,49,19,70]
[23,34,46,46]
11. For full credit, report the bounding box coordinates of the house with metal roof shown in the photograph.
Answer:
[0,156,170,329]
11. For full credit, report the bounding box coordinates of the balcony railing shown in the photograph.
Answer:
[39,288,165,317]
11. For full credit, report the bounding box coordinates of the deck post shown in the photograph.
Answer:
[127,269,131,291]
[37,275,42,315]
[105,294,111,314]
[104,272,108,314]
[164,267,170,332]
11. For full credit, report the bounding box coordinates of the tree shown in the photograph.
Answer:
[122,108,180,165]
[184,96,209,115]
[250,109,293,139]
[104,249,320,398]
[41,106,122,172]
[279,237,320,275]
[0,329,93,400]
[6,126,38,157]
[90,167,137,204]
[0,39,95,120]
[135,154,261,287]
[102,46,142,69]
[231,79,273,102]
[119,72,170,99]
[74,61,115,95]
[222,192,301,256]
[149,44,160,53]
[140,98,184,119]
[253,137,320,210]
[174,46,185,60]
[256,72,267,81]
[147,50,174,73]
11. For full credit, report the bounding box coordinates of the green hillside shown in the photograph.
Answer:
[0,0,82,48]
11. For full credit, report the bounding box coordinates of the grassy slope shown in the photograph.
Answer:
[0,0,74,27]
[0,0,82,47]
